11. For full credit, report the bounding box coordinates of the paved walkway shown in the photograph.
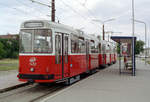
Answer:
[41,59,150,102]
[0,70,25,90]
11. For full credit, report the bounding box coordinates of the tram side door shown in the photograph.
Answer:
[99,43,101,64]
[55,33,69,80]
[86,41,90,71]
[102,44,106,64]
[62,34,69,78]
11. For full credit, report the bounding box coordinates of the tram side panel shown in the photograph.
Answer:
[110,54,112,64]
[68,54,87,77]
[89,54,99,70]
[106,44,111,65]
[98,43,104,67]
[69,36,87,77]
[99,54,103,66]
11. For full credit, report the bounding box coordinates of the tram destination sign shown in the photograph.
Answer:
[24,22,44,28]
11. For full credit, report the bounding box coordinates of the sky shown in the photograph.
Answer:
[0,0,150,46]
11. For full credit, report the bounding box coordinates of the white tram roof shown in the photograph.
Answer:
[20,20,104,43]
[20,20,84,37]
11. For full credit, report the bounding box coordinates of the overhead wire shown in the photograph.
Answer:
[75,0,97,20]
[60,0,101,30]
[73,0,103,30]
[60,0,87,20]
[1,0,101,32]
[0,2,31,17]
[15,0,49,19]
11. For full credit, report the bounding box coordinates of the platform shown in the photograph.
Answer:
[42,59,150,102]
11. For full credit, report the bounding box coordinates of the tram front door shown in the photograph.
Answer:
[55,33,69,79]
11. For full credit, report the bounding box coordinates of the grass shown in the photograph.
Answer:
[0,59,18,71]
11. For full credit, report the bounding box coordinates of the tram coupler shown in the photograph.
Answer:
[27,79,35,84]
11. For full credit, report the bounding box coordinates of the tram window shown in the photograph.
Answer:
[34,30,52,53]
[81,42,85,53]
[71,35,85,54]
[55,35,61,64]
[20,29,52,53]
[71,35,79,53]
[99,44,101,53]
[71,40,79,53]
[91,42,96,53]
[95,45,99,53]
[78,39,85,53]
[78,42,81,53]
[20,30,33,53]
[64,36,68,63]
[106,45,110,53]
[102,45,106,54]
[71,40,75,53]
[91,42,98,53]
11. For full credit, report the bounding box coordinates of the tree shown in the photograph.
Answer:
[117,43,121,54]
[0,38,19,59]
[0,42,5,59]
[135,40,144,54]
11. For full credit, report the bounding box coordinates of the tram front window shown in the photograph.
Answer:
[20,30,33,53]
[34,30,52,53]
[20,29,52,53]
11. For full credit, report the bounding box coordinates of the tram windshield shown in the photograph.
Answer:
[20,29,52,53]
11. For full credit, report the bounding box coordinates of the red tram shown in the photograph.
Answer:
[18,20,117,84]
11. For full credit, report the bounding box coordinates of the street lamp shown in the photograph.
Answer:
[92,18,115,40]
[105,31,122,41]
[134,19,147,64]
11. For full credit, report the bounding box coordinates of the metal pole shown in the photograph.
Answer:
[119,42,121,74]
[132,0,135,76]
[51,0,55,22]
[92,19,115,41]
[144,23,147,64]
[103,24,105,40]
[148,39,150,56]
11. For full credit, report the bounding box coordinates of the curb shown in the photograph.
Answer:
[0,82,30,93]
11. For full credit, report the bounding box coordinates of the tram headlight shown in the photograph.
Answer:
[30,68,35,72]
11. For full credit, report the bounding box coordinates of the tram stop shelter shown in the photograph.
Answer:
[111,36,136,76]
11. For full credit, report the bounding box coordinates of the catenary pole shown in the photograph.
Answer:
[51,0,55,22]
[132,0,135,76]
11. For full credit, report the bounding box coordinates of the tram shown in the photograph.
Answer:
[18,20,117,84]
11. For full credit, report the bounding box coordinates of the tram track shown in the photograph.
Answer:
[0,82,30,93]
[0,70,99,102]
[30,85,66,102]
[0,83,66,102]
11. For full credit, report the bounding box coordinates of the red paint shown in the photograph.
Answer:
[18,55,90,83]
[89,54,99,70]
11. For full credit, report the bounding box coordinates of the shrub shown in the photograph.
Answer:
[0,42,5,59]
[0,38,19,59]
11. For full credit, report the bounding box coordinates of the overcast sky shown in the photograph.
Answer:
[0,0,150,45]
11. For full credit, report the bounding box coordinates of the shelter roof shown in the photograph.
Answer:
[111,36,136,44]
